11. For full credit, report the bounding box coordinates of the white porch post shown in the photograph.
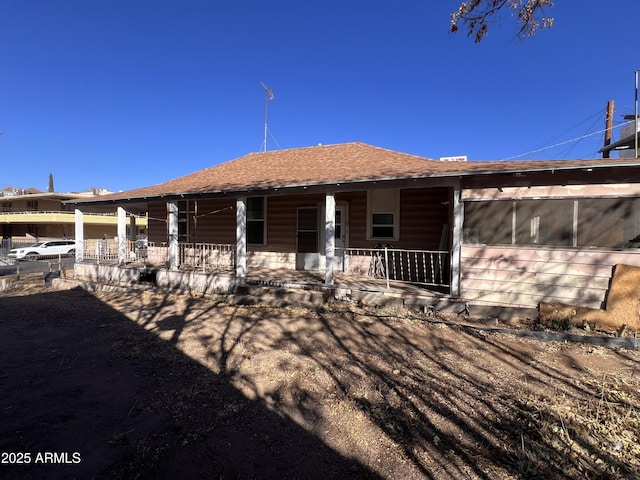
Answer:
[324,192,336,286]
[167,201,179,270]
[117,207,127,264]
[236,197,247,278]
[74,209,84,262]
[450,181,463,297]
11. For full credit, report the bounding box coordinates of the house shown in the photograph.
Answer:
[68,142,640,312]
[0,188,147,243]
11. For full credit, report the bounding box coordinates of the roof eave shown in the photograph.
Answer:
[68,161,640,206]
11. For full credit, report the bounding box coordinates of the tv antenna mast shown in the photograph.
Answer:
[260,82,274,152]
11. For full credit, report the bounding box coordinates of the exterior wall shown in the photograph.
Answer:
[148,202,168,243]
[461,180,640,308]
[460,245,640,308]
[247,251,296,269]
[263,194,324,252]
[192,199,236,244]
[339,188,450,249]
[147,199,236,244]
[145,188,452,272]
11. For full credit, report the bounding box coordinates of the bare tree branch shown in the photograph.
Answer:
[451,0,554,43]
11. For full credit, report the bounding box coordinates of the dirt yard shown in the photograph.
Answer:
[1,281,639,479]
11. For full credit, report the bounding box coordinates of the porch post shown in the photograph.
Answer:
[167,201,179,270]
[450,181,463,297]
[236,197,247,278]
[324,192,336,286]
[74,209,84,262]
[117,207,127,264]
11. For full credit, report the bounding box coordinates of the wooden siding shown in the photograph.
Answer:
[146,188,452,271]
[340,188,450,249]
[192,199,236,244]
[147,199,236,244]
[461,245,640,308]
[147,202,167,244]
[264,194,324,251]
[399,188,450,249]
[339,191,367,246]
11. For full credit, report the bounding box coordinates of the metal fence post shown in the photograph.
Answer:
[384,246,390,290]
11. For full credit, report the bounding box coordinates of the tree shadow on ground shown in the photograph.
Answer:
[154,297,638,480]
[0,287,379,479]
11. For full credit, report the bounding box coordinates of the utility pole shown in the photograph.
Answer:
[603,100,614,158]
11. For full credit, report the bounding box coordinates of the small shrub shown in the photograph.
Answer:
[532,321,547,332]
[551,317,573,332]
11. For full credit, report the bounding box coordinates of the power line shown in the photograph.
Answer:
[502,120,635,160]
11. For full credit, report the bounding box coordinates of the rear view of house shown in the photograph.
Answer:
[69,142,640,312]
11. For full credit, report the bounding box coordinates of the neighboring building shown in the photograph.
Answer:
[600,117,640,159]
[70,142,640,310]
[0,188,147,241]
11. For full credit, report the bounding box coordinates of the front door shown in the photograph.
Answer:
[296,207,319,270]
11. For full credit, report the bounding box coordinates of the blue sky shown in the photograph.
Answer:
[1,1,639,193]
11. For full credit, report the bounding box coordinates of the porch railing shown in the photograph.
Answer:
[84,238,120,263]
[82,239,235,272]
[338,247,450,288]
[80,240,448,288]
[178,243,235,272]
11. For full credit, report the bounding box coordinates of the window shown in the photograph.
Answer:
[577,197,640,248]
[178,201,191,242]
[464,197,640,249]
[247,197,265,245]
[367,189,399,240]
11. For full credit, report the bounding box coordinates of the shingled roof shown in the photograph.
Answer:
[73,142,640,203]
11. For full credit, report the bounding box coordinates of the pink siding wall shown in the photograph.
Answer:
[461,245,640,308]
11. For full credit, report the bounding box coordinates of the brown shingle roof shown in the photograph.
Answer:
[75,142,640,203]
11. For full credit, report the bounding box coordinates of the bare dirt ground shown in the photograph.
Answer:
[1,281,639,480]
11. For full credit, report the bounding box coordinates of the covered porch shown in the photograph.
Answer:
[71,182,462,298]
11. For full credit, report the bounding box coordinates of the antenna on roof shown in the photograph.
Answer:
[260,82,275,152]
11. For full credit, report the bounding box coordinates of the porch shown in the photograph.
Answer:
[74,239,461,312]
[82,239,449,286]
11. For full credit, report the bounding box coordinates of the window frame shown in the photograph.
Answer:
[463,196,640,250]
[366,189,400,241]
[246,196,267,246]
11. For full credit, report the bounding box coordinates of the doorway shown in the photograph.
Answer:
[295,204,348,271]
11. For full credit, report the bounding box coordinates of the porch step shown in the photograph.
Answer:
[226,284,330,308]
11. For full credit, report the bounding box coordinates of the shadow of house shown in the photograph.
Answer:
[0,287,379,479]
